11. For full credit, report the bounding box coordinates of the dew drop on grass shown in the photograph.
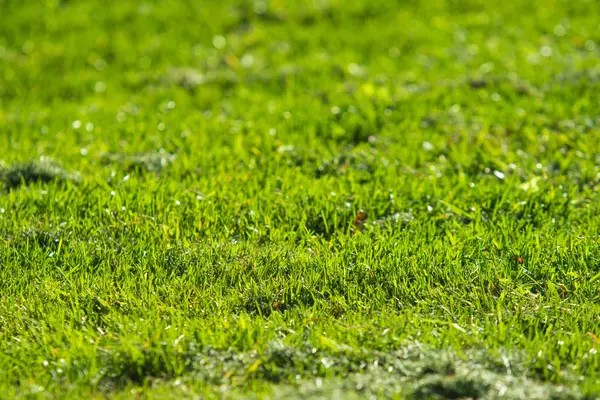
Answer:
[540,46,553,57]
[241,54,255,68]
[553,25,566,36]
[479,62,494,73]
[212,35,227,49]
[94,58,107,70]
[348,63,366,77]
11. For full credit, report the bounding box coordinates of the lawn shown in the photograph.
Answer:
[1,0,600,398]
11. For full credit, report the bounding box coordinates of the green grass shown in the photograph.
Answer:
[1,0,600,398]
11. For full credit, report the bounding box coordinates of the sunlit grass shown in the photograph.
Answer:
[1,0,600,398]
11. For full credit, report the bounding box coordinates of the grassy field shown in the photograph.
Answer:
[1,0,600,398]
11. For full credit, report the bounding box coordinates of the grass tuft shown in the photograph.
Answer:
[101,150,176,174]
[1,0,600,398]
[0,159,78,189]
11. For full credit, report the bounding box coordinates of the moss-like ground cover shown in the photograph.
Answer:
[1,0,600,398]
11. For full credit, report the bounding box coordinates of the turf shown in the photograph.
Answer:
[1,0,600,398]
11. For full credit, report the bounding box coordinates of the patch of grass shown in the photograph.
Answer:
[1,158,78,189]
[101,150,176,174]
[1,0,600,398]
